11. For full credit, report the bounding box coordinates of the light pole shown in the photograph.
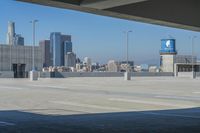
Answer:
[125,30,132,71]
[191,36,197,79]
[30,20,38,81]
[30,20,38,71]
[124,30,132,80]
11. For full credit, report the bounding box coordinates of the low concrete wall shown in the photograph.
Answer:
[177,72,193,78]
[39,72,174,78]
[132,72,174,77]
[39,72,55,78]
[0,71,14,78]
[195,72,200,78]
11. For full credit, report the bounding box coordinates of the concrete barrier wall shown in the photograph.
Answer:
[39,72,54,78]
[177,72,200,78]
[53,72,124,78]
[177,72,193,78]
[131,72,174,77]
[196,72,200,77]
[0,71,14,78]
[39,72,174,78]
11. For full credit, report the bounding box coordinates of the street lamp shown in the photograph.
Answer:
[124,30,132,80]
[191,36,197,79]
[30,20,38,71]
[30,20,38,81]
[125,30,132,71]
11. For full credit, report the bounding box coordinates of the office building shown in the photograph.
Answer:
[65,52,76,67]
[50,32,71,66]
[83,57,92,66]
[64,40,72,54]
[14,34,24,46]
[39,40,51,67]
[6,21,25,46]
[50,32,62,66]
[7,21,15,45]
[107,60,120,72]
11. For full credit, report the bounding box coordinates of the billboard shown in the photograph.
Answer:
[160,39,177,54]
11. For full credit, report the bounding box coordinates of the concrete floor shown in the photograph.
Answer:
[0,77,200,133]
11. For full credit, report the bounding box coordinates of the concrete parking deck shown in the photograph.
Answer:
[0,77,200,132]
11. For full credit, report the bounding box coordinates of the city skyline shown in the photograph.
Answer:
[0,0,200,65]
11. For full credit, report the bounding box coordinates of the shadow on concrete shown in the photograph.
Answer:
[0,107,200,133]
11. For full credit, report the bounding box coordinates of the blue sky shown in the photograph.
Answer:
[0,0,200,65]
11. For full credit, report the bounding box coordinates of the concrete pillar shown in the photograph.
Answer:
[192,71,196,79]
[124,71,131,80]
[30,70,38,81]
[174,64,178,77]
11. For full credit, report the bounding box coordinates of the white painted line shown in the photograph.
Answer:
[51,101,122,111]
[154,95,189,100]
[0,121,15,126]
[0,86,23,90]
[193,92,200,94]
[155,95,179,99]
[109,98,192,108]
[30,85,66,89]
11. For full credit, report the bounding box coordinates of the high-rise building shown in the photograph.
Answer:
[6,21,25,46]
[7,21,15,45]
[83,57,92,66]
[39,40,51,67]
[64,40,72,54]
[107,60,120,72]
[14,34,24,46]
[65,52,76,67]
[50,32,62,66]
[50,32,71,66]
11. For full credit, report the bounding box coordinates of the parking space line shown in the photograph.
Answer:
[51,101,122,111]
[109,98,193,108]
[0,86,23,90]
[193,92,200,94]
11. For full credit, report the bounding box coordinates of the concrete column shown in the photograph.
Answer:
[124,71,131,80]
[30,70,38,81]
[174,64,178,77]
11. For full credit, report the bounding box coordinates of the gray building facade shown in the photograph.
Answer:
[0,44,42,78]
[39,40,51,67]
[65,52,76,67]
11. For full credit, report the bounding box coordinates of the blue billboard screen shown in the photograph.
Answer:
[160,39,176,53]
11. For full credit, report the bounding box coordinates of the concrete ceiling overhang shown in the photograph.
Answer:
[17,0,200,31]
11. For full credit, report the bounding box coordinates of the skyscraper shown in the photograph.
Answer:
[65,52,76,67]
[14,34,24,46]
[64,40,72,54]
[39,40,51,67]
[107,60,120,72]
[50,32,71,66]
[7,21,15,45]
[50,32,62,66]
[83,57,92,66]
